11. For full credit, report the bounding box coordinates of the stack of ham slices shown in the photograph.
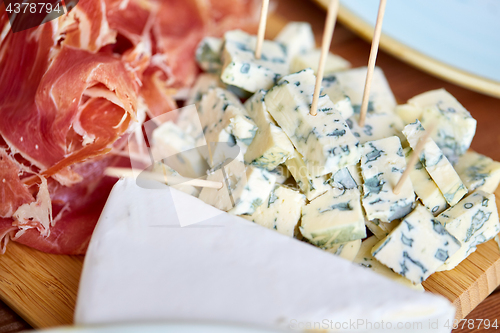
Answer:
[0,0,260,254]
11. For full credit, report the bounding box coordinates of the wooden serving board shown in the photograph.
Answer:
[1,3,500,329]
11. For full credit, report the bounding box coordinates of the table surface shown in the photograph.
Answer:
[1,0,500,332]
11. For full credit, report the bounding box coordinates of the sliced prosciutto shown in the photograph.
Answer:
[0,0,261,255]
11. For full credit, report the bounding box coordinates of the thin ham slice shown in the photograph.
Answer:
[0,150,34,218]
[56,0,117,52]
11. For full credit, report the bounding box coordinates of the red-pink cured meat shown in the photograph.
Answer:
[0,150,34,218]
[0,0,261,254]
[57,0,117,52]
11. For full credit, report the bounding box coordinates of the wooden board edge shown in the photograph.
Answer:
[0,242,82,328]
[311,0,500,98]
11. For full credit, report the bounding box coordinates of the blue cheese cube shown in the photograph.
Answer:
[345,112,406,145]
[395,103,423,125]
[198,157,246,211]
[285,150,332,201]
[151,162,200,197]
[329,167,358,190]
[241,184,306,237]
[321,75,354,120]
[265,69,361,177]
[329,67,397,115]
[198,88,257,165]
[403,89,477,163]
[152,121,208,179]
[221,30,289,93]
[186,73,222,106]
[176,105,207,148]
[455,151,500,194]
[372,204,461,284]
[436,190,500,271]
[268,165,291,184]
[290,49,351,75]
[275,22,315,62]
[403,120,468,206]
[360,136,415,223]
[403,148,448,216]
[229,165,277,216]
[354,236,424,291]
[198,159,276,216]
[300,188,367,247]
[325,239,362,262]
[365,218,400,240]
[195,37,223,73]
[365,218,389,239]
[243,90,294,170]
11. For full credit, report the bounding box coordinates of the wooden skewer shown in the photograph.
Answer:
[393,124,436,195]
[105,167,223,189]
[310,0,339,116]
[255,0,270,59]
[358,0,387,127]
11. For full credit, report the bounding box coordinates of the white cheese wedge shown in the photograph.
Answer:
[360,136,415,223]
[300,188,367,247]
[372,204,461,284]
[76,178,455,331]
[403,120,468,206]
[243,90,294,170]
[221,30,288,93]
[401,89,477,163]
[265,69,361,177]
[436,190,500,271]
[285,150,332,200]
[325,239,362,262]
[186,73,222,106]
[346,112,406,145]
[195,37,223,73]
[354,236,424,291]
[327,67,397,115]
[290,49,351,75]
[152,121,207,179]
[275,22,315,62]
[455,151,500,193]
[403,147,448,216]
[241,184,305,237]
[321,75,354,120]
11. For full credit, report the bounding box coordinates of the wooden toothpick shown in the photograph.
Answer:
[393,124,436,195]
[358,0,387,127]
[310,0,339,116]
[255,0,270,59]
[105,167,223,189]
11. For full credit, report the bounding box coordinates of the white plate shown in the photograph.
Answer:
[315,0,500,97]
[32,323,282,333]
